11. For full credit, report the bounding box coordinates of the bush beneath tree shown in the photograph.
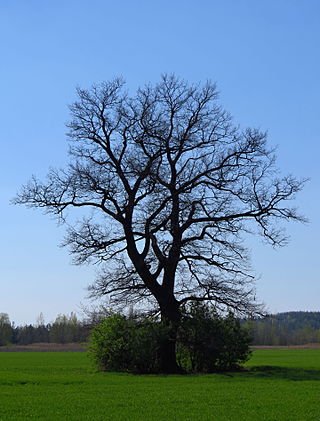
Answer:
[89,314,169,373]
[89,304,251,374]
[177,303,251,372]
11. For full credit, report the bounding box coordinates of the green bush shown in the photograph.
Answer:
[89,314,169,373]
[177,303,252,372]
[89,314,133,371]
[89,305,251,374]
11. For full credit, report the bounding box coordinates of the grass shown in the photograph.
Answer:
[0,349,320,420]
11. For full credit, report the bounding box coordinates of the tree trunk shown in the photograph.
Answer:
[158,298,182,373]
[159,330,180,373]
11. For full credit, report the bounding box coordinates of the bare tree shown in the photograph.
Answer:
[15,75,305,372]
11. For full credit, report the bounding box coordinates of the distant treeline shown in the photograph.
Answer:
[0,313,91,346]
[1,310,320,346]
[245,311,320,345]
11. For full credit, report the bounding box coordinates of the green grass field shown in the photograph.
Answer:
[0,349,319,420]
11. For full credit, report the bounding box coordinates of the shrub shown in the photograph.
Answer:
[216,313,252,370]
[177,303,251,372]
[89,314,133,371]
[89,314,169,373]
[89,305,251,374]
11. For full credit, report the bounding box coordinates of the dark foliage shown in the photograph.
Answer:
[89,307,251,374]
[177,303,251,372]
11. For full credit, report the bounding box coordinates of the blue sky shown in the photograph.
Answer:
[1,0,319,324]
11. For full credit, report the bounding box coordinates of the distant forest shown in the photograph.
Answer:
[0,313,90,346]
[245,311,320,346]
[1,311,320,346]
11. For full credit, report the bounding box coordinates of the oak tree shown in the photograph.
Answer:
[15,75,305,372]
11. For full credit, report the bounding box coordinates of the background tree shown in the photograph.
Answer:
[0,313,13,346]
[49,313,81,343]
[15,75,305,372]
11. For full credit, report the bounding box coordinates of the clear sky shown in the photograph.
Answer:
[1,0,319,325]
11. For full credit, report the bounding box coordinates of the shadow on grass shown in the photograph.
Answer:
[241,366,320,381]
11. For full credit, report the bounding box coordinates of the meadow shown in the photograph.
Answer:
[0,349,319,420]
